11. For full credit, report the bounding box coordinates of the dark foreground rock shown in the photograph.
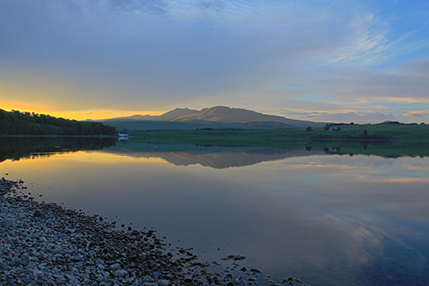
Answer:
[1,178,305,286]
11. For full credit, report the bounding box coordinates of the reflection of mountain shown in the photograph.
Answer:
[3,137,422,168]
[153,150,316,168]
[104,141,323,168]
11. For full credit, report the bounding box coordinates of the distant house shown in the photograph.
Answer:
[118,129,129,139]
[329,126,340,131]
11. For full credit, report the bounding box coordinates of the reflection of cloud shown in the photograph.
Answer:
[243,200,414,284]
[322,210,428,282]
[325,214,385,264]
[322,178,429,222]
[282,162,356,170]
[277,158,387,180]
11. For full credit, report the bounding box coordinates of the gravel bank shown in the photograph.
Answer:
[1,178,304,286]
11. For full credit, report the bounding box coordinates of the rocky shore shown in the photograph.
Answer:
[1,178,305,286]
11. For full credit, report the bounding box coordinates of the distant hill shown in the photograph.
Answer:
[101,106,326,131]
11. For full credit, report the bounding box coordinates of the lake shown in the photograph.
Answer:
[1,137,428,285]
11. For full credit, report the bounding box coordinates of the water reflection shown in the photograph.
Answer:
[105,141,326,168]
[0,137,115,163]
[107,139,429,167]
[1,137,428,168]
[1,138,429,285]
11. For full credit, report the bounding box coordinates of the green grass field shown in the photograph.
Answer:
[131,123,429,157]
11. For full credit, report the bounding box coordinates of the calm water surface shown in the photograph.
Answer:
[1,138,429,285]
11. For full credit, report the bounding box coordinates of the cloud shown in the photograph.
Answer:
[198,0,224,11]
[327,1,429,67]
[0,0,428,122]
[330,12,389,65]
[105,0,169,15]
[400,59,429,76]
[403,111,428,118]
[281,109,396,123]
[306,58,429,103]
[1,0,352,99]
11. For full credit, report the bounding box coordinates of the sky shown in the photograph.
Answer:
[1,0,428,123]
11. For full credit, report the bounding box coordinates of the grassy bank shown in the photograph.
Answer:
[131,123,429,158]
[133,123,429,145]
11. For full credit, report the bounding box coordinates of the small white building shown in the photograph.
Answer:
[118,129,129,139]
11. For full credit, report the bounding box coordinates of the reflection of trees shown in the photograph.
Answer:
[0,137,116,163]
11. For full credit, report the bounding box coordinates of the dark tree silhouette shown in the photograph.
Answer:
[0,109,116,136]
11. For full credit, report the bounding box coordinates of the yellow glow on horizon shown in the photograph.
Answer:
[0,100,165,121]
[57,109,166,121]
[0,100,57,116]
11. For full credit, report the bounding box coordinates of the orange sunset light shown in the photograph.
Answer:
[0,101,164,121]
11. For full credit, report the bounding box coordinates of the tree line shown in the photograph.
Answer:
[0,109,116,136]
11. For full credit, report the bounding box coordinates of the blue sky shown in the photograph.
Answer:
[1,0,428,122]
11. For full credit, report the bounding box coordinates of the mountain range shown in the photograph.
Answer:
[99,106,326,131]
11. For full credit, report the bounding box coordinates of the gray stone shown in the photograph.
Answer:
[115,269,128,277]
[110,263,121,271]
[2,217,16,228]
[32,269,44,278]
[158,279,170,286]
[144,275,156,282]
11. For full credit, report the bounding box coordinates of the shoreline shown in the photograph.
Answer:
[0,178,304,286]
